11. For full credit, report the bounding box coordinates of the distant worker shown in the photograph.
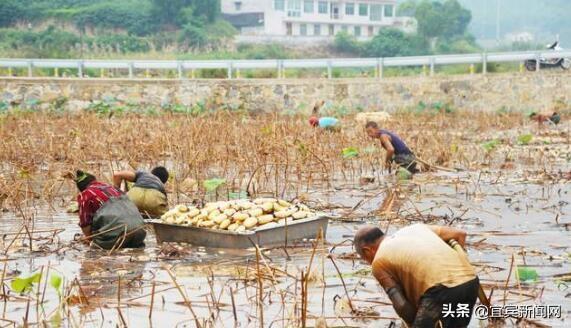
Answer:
[354,224,479,328]
[113,166,169,218]
[75,170,146,249]
[365,121,418,174]
[309,100,340,131]
[529,111,561,126]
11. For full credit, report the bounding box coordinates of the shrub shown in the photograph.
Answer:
[363,28,428,57]
[0,26,80,58]
[333,32,362,54]
[0,0,24,27]
[90,34,151,53]
[71,1,157,36]
[179,20,235,49]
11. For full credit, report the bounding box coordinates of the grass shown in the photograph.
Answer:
[0,109,529,209]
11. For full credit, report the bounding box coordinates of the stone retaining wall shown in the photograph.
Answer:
[1,72,570,113]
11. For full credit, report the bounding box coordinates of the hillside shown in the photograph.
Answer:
[398,0,571,46]
[2,0,570,59]
[461,0,571,45]
[0,0,239,58]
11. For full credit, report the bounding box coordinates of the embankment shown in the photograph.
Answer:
[1,72,569,113]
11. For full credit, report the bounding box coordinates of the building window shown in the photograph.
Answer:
[345,3,355,15]
[370,4,382,21]
[314,24,321,36]
[300,24,308,36]
[384,4,394,17]
[354,26,361,37]
[304,0,314,13]
[330,2,340,19]
[275,0,285,11]
[368,25,374,36]
[288,0,302,17]
[358,3,368,16]
[328,24,335,36]
[318,1,328,14]
[234,1,242,11]
[341,25,348,33]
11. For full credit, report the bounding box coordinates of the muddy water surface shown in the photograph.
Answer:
[1,128,571,327]
[1,169,570,328]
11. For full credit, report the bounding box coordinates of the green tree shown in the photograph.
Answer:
[179,23,208,48]
[333,31,362,54]
[0,0,23,27]
[413,0,471,40]
[150,0,219,27]
[193,0,220,23]
[150,0,192,26]
[441,0,471,39]
[72,1,157,36]
[35,26,81,57]
[397,0,417,16]
[415,1,446,39]
[363,28,428,57]
[179,19,235,49]
[435,35,479,54]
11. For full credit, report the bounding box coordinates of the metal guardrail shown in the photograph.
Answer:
[0,50,570,79]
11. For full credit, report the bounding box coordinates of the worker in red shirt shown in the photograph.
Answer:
[529,111,561,126]
[75,170,146,249]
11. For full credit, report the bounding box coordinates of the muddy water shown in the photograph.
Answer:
[1,170,569,328]
[2,139,571,328]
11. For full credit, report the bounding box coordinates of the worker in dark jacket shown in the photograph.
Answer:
[113,166,169,218]
[365,121,418,174]
[76,170,146,249]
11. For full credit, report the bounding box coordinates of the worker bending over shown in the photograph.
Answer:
[354,224,480,328]
[75,170,146,249]
[365,121,418,174]
[529,112,561,126]
[113,166,169,218]
[308,100,340,131]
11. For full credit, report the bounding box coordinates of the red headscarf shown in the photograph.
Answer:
[309,116,319,127]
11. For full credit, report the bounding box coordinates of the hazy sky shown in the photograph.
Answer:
[399,0,571,45]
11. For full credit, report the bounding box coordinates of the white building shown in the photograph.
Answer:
[222,0,415,42]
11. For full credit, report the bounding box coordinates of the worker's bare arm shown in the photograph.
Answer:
[81,225,92,244]
[429,225,467,248]
[112,170,136,189]
[373,266,416,325]
[379,134,395,165]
